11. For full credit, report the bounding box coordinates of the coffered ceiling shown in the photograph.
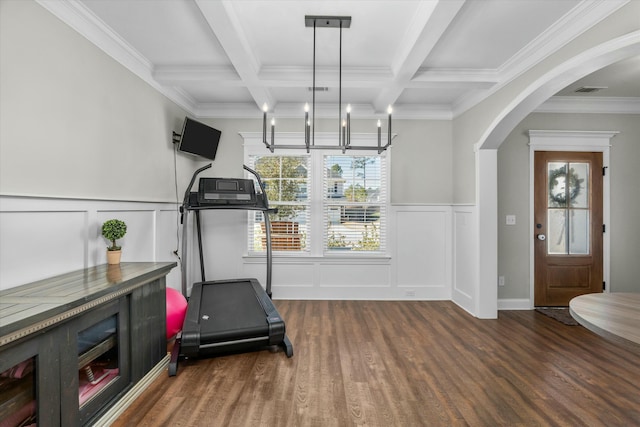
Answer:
[39,0,639,119]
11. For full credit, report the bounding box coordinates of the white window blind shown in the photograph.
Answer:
[323,155,387,253]
[245,143,388,257]
[247,155,311,253]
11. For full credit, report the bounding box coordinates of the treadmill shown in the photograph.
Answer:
[169,164,293,376]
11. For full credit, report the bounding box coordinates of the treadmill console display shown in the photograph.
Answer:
[198,178,257,206]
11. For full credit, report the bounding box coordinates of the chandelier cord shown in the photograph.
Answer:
[339,20,342,148]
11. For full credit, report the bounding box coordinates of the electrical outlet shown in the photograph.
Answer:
[405,290,416,297]
[506,215,516,225]
[498,276,505,287]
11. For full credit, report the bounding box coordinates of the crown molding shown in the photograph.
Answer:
[195,102,453,120]
[412,68,499,84]
[498,0,629,82]
[36,0,150,73]
[193,103,258,119]
[391,105,453,120]
[153,65,241,85]
[451,0,630,117]
[36,0,632,121]
[36,0,198,114]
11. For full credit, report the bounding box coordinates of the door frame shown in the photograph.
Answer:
[528,130,617,308]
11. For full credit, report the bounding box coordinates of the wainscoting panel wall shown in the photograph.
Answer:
[156,208,181,263]
[394,206,451,293]
[0,209,87,289]
[2,196,483,304]
[238,205,453,300]
[452,205,478,314]
[0,196,181,291]
[96,210,157,263]
[319,263,391,288]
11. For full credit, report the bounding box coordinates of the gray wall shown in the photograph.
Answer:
[199,117,454,204]
[0,0,194,202]
[498,113,640,299]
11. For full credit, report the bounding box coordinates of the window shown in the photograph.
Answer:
[547,161,590,255]
[247,147,387,256]
[324,155,385,253]
[248,155,310,252]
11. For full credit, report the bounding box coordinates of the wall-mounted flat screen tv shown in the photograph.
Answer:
[177,117,221,161]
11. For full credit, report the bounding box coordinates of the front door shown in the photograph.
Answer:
[534,151,603,307]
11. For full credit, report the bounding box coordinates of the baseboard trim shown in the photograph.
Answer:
[498,298,532,310]
[93,354,170,426]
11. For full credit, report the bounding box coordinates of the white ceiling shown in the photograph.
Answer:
[41,0,639,119]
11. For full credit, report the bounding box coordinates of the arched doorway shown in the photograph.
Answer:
[474,32,640,318]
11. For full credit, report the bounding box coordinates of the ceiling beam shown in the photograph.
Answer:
[194,0,273,111]
[374,0,466,112]
[154,64,394,88]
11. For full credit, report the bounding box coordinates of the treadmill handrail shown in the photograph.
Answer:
[243,164,271,211]
[181,163,211,296]
[243,164,274,297]
[180,164,276,298]
[181,163,212,223]
[183,163,212,206]
[243,165,265,197]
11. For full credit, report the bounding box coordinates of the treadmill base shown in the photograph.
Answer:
[168,278,293,377]
[168,334,293,377]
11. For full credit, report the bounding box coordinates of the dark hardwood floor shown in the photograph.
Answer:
[111,300,640,426]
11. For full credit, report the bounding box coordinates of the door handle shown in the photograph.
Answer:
[537,234,546,241]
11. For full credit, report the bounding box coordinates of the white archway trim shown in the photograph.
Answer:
[478,31,640,151]
[475,148,498,318]
[474,32,639,319]
[527,130,617,308]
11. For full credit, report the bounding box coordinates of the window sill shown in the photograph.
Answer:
[243,253,391,264]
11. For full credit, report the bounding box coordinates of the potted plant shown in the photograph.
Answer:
[102,219,127,264]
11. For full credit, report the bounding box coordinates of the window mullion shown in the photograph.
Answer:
[309,150,324,257]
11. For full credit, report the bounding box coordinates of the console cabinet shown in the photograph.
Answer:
[0,262,176,426]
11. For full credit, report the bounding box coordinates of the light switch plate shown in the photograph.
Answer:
[506,215,516,225]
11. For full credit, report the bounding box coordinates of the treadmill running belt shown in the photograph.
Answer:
[176,277,290,366]
[198,280,268,343]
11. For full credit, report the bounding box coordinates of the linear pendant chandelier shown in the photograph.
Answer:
[262,15,392,154]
